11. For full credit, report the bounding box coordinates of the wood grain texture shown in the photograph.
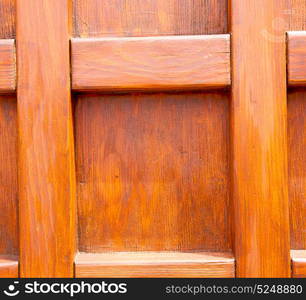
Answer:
[17,0,76,277]
[288,0,306,31]
[287,32,306,86]
[72,35,230,91]
[75,252,235,278]
[0,39,15,93]
[291,250,306,278]
[0,255,18,278]
[73,0,228,37]
[288,89,306,249]
[0,0,15,39]
[75,92,231,253]
[0,96,18,256]
[230,0,291,277]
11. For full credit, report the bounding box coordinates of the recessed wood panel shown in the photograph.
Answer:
[288,89,306,250]
[289,0,306,31]
[0,96,18,256]
[0,0,15,39]
[73,0,228,37]
[75,252,235,278]
[71,35,230,91]
[75,92,230,253]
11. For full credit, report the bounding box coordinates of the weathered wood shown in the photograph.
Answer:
[72,35,230,91]
[73,0,228,37]
[75,92,231,254]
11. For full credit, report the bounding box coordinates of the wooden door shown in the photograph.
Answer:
[0,0,304,278]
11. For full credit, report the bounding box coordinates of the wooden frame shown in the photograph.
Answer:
[0,0,304,278]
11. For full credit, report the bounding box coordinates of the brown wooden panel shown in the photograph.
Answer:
[0,255,18,278]
[291,250,306,278]
[0,96,17,257]
[75,252,235,278]
[289,0,306,31]
[75,92,230,253]
[73,0,228,37]
[0,0,15,39]
[230,0,291,277]
[287,32,306,86]
[0,39,15,93]
[17,0,76,277]
[72,35,230,92]
[288,89,306,249]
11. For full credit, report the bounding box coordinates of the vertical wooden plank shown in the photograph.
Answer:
[17,0,76,277]
[230,0,291,277]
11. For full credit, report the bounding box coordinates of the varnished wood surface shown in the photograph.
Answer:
[73,0,228,37]
[230,0,291,277]
[17,0,76,277]
[72,35,230,91]
[0,96,18,257]
[75,252,235,278]
[287,32,306,86]
[291,250,306,278]
[288,89,306,249]
[0,255,18,278]
[0,0,15,39]
[0,39,15,93]
[75,92,231,253]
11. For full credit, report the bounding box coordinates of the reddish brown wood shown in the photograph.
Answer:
[230,0,291,277]
[0,39,15,93]
[0,96,18,259]
[291,250,306,278]
[72,35,230,91]
[0,0,15,39]
[288,89,306,249]
[0,255,18,278]
[73,0,228,37]
[75,92,231,253]
[17,0,76,277]
[75,252,235,278]
[288,1,306,31]
[287,32,306,86]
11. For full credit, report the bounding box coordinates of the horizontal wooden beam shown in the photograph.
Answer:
[75,252,235,278]
[287,32,306,86]
[0,40,15,93]
[71,35,230,91]
[0,255,18,278]
[291,250,306,278]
